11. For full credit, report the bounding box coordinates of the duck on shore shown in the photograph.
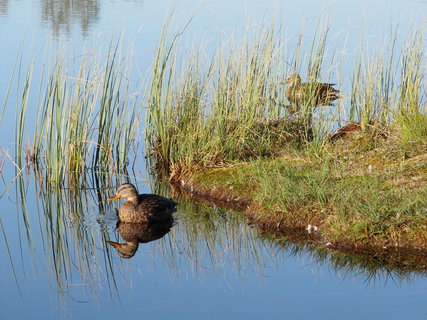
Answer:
[283,74,340,112]
[107,183,177,223]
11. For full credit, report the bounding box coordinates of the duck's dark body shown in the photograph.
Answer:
[119,194,177,223]
[284,74,340,109]
[108,183,177,223]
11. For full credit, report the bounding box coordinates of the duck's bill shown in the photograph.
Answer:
[107,194,121,201]
[106,241,122,248]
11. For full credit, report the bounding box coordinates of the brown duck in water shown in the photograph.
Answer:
[284,74,340,111]
[107,219,174,259]
[107,183,177,223]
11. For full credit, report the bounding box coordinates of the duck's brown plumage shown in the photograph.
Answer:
[108,183,177,223]
[284,74,340,110]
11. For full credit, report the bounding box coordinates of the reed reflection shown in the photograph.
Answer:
[6,170,426,309]
[258,229,427,284]
[19,170,132,302]
[40,0,100,37]
[0,0,9,15]
[107,219,174,259]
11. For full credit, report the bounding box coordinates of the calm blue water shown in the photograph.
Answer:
[1,1,427,319]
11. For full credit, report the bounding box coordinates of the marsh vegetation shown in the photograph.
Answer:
[146,21,426,173]
[2,2,427,317]
[1,16,426,286]
[145,20,426,250]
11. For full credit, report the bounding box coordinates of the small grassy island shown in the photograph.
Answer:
[173,128,426,250]
[145,22,427,261]
[6,20,426,269]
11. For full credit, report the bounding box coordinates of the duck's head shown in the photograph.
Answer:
[107,241,139,259]
[284,74,302,85]
[108,183,139,201]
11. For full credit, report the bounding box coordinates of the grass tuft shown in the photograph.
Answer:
[146,19,426,178]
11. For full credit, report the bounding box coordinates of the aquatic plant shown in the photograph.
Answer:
[11,43,141,187]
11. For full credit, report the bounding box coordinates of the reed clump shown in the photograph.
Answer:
[146,20,426,181]
[11,44,141,186]
[146,21,306,178]
[350,27,427,140]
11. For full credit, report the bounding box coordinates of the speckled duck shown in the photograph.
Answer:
[107,183,177,223]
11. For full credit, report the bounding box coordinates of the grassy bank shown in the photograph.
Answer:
[145,21,427,249]
[175,132,426,249]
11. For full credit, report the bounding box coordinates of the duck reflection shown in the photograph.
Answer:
[107,218,174,259]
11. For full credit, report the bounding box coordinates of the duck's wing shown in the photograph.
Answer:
[286,86,305,105]
[300,83,337,106]
[138,194,177,210]
[286,82,340,107]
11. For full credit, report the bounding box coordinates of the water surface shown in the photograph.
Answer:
[1,1,427,319]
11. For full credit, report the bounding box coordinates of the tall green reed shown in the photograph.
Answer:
[11,43,142,186]
[295,21,338,149]
[397,27,427,141]
[15,55,35,170]
[147,18,427,177]
[146,21,305,176]
[350,25,427,138]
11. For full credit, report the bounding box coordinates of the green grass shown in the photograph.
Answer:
[184,136,427,247]
[143,19,426,251]
[146,19,427,180]
[1,16,426,255]
[146,20,294,177]
[350,26,427,137]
